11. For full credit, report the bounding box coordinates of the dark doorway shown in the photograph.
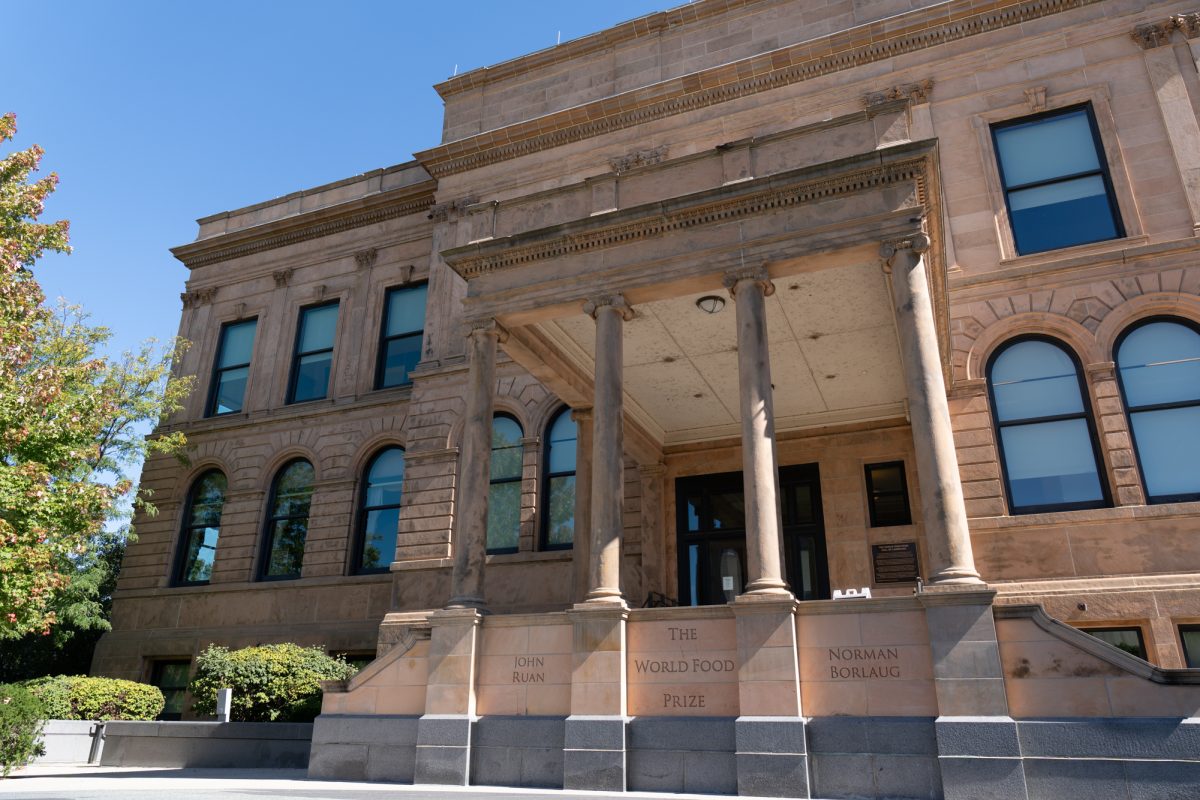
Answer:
[676,464,828,605]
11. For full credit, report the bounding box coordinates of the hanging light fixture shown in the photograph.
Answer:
[695,295,726,314]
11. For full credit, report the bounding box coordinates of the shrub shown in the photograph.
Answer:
[189,643,355,723]
[23,676,163,721]
[0,683,46,777]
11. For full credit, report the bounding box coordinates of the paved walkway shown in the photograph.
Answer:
[0,766,804,800]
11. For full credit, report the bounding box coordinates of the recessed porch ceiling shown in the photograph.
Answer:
[540,259,907,445]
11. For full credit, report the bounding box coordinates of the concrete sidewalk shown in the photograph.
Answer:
[0,765,807,800]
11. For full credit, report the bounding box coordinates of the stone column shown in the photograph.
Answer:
[571,407,594,604]
[447,319,506,610]
[724,267,791,599]
[882,236,982,586]
[581,294,633,606]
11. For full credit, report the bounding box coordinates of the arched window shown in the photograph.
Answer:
[1116,318,1200,503]
[356,447,405,573]
[487,415,523,554]
[174,470,227,585]
[541,408,577,550]
[260,459,315,579]
[988,338,1108,513]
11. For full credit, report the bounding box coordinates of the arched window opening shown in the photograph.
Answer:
[541,408,577,550]
[356,448,405,573]
[486,415,523,554]
[175,470,227,585]
[1116,318,1200,503]
[988,338,1108,514]
[260,459,315,579]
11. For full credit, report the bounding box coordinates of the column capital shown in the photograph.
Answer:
[570,406,593,423]
[1177,12,1200,39]
[879,232,931,271]
[723,265,775,296]
[583,293,634,321]
[1132,19,1179,49]
[464,317,509,344]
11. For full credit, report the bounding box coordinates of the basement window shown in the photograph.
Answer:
[1083,627,1147,660]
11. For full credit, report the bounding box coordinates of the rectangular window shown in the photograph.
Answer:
[376,284,427,389]
[864,461,912,527]
[1181,626,1200,668]
[1083,626,1147,660]
[206,319,257,416]
[992,104,1123,255]
[151,660,191,721]
[288,302,339,404]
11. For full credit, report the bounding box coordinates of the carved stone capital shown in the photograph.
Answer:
[355,248,378,269]
[1024,86,1047,113]
[464,317,509,343]
[583,293,635,321]
[428,195,479,223]
[610,145,669,174]
[723,265,775,297]
[1132,20,1177,49]
[863,79,934,109]
[1174,12,1200,38]
[272,268,293,288]
[880,233,931,271]
[180,286,218,308]
[1085,360,1117,380]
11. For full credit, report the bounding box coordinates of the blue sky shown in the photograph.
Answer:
[10,0,669,358]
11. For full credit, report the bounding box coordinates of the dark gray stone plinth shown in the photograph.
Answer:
[735,717,808,798]
[936,716,1026,800]
[308,714,419,782]
[414,714,472,785]
[628,716,736,794]
[809,716,940,800]
[563,715,625,791]
[471,716,565,789]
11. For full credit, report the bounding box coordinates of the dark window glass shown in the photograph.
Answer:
[988,338,1108,513]
[260,460,315,579]
[207,319,257,416]
[356,448,405,573]
[865,461,912,527]
[376,285,427,389]
[1084,627,1147,660]
[541,408,577,550]
[1181,626,1200,669]
[992,105,1123,255]
[486,415,523,554]
[152,660,191,721]
[288,303,338,403]
[174,470,227,585]
[1116,319,1200,503]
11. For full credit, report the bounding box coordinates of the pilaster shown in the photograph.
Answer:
[563,604,629,791]
[414,607,483,785]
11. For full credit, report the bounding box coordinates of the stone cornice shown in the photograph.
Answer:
[442,148,929,279]
[172,181,436,270]
[415,0,1106,178]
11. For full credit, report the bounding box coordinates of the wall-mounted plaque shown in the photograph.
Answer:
[871,542,920,584]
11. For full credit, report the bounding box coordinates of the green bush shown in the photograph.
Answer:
[23,676,163,721]
[189,643,355,723]
[0,683,46,777]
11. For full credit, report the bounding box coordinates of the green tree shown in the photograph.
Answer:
[0,113,193,643]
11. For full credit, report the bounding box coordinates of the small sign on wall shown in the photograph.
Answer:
[871,541,920,584]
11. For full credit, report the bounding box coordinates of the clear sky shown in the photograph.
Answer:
[9,0,670,358]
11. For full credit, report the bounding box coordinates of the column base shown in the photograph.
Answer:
[563,715,626,791]
[927,568,986,585]
[735,717,810,798]
[444,596,489,612]
[581,589,627,606]
[735,585,795,603]
[413,714,473,786]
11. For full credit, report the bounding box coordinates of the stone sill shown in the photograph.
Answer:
[993,572,1200,598]
[159,385,413,437]
[969,500,1200,531]
[115,572,391,599]
[390,549,573,573]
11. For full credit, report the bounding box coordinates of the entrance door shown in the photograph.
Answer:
[676,465,828,606]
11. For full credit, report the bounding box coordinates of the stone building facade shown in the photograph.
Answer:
[96,0,1200,796]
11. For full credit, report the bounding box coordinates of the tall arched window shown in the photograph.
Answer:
[174,470,227,585]
[541,408,577,550]
[260,459,315,579]
[1116,318,1200,503]
[356,447,405,573]
[988,337,1108,513]
[487,415,523,554]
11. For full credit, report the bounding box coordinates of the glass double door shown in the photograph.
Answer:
[676,464,828,606]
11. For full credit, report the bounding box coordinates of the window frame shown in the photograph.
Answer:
[990,103,1125,256]
[863,460,913,528]
[1179,625,1200,669]
[205,317,257,417]
[286,301,340,405]
[171,469,227,587]
[1081,625,1148,661]
[986,335,1111,515]
[486,412,524,556]
[1114,315,1200,505]
[353,446,405,575]
[150,659,192,721]
[539,406,577,552]
[374,283,427,390]
[257,458,315,581]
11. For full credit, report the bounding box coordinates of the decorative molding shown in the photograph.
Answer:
[400,264,416,285]
[1024,85,1047,113]
[415,0,1106,177]
[355,248,378,269]
[272,268,293,288]
[879,231,931,272]
[233,303,245,318]
[428,195,479,223]
[449,156,925,277]
[723,264,775,297]
[314,284,328,302]
[610,145,669,174]
[1176,11,1200,38]
[464,317,510,343]
[180,286,218,308]
[863,79,933,109]
[583,293,635,321]
[1132,19,1178,48]
[1085,360,1117,380]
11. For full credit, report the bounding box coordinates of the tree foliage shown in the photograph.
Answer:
[0,113,193,641]
[0,683,45,776]
[23,675,163,721]
[189,644,356,722]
